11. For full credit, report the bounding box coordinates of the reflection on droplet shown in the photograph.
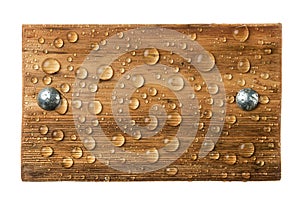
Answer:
[76,67,88,79]
[60,83,70,93]
[97,65,114,80]
[237,58,251,73]
[164,136,180,152]
[42,58,61,74]
[233,25,249,42]
[168,75,184,91]
[167,112,182,127]
[224,153,237,165]
[52,130,64,141]
[55,97,68,115]
[39,125,49,135]
[259,95,270,104]
[225,115,237,124]
[145,148,159,163]
[54,38,64,48]
[143,48,160,65]
[88,101,102,115]
[165,167,178,176]
[62,156,74,168]
[148,87,158,96]
[41,146,53,157]
[67,31,79,43]
[83,136,96,150]
[71,147,83,159]
[239,143,255,157]
[111,133,125,147]
[129,97,139,110]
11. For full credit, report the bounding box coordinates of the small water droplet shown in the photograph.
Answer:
[224,153,237,165]
[148,87,158,96]
[42,75,52,85]
[251,115,260,121]
[237,58,251,73]
[70,134,77,141]
[71,147,83,159]
[165,167,178,176]
[189,33,197,40]
[88,101,102,115]
[33,64,39,70]
[41,146,53,157]
[239,143,255,157]
[129,97,139,110]
[209,151,220,160]
[164,136,180,152]
[97,65,114,80]
[131,74,145,88]
[52,130,64,141]
[67,56,73,62]
[86,155,96,164]
[264,48,272,55]
[141,93,147,99]
[224,73,233,80]
[167,112,182,127]
[143,48,160,65]
[145,115,158,130]
[191,154,198,161]
[67,65,74,71]
[88,83,98,93]
[255,159,265,167]
[201,139,215,153]
[207,83,219,94]
[67,31,79,43]
[263,126,272,133]
[145,148,159,163]
[226,115,237,124]
[38,37,45,44]
[42,58,61,74]
[60,83,70,93]
[168,75,184,91]
[76,67,88,79]
[39,125,49,135]
[259,95,270,104]
[31,76,38,84]
[54,38,64,48]
[83,136,96,150]
[194,83,202,91]
[242,172,251,179]
[226,96,235,104]
[62,156,74,168]
[233,25,249,42]
[55,97,68,115]
[195,52,215,72]
[237,78,246,86]
[117,32,124,38]
[111,133,125,147]
[91,42,99,51]
[260,73,270,80]
[72,99,82,109]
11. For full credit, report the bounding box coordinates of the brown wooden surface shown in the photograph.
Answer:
[22,24,281,181]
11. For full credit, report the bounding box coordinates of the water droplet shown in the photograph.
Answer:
[237,78,246,86]
[33,64,39,70]
[209,151,220,160]
[42,75,52,85]
[71,147,83,159]
[263,126,271,133]
[60,83,70,93]
[132,130,142,140]
[31,76,38,84]
[255,159,265,167]
[72,99,82,109]
[259,95,270,104]
[52,130,64,141]
[195,52,215,72]
[39,125,49,135]
[242,172,251,179]
[221,172,228,179]
[55,97,68,115]
[145,148,159,163]
[111,133,125,147]
[145,115,158,130]
[226,115,237,124]
[67,56,73,62]
[131,74,145,88]
[41,146,53,157]
[129,97,139,110]
[83,136,96,150]
[168,75,184,91]
[76,67,88,79]
[189,33,197,40]
[97,65,114,80]
[233,25,249,42]
[91,42,99,51]
[224,153,237,165]
[148,87,158,96]
[167,112,182,127]
[38,37,45,44]
[54,38,64,48]
[207,83,219,94]
[237,58,251,73]
[164,136,180,152]
[168,102,177,110]
[117,32,124,38]
[88,101,102,115]
[143,48,160,65]
[88,83,98,93]
[141,93,147,99]
[251,115,260,121]
[260,73,270,80]
[86,155,96,164]
[70,134,77,141]
[226,96,235,104]
[201,139,215,152]
[78,115,86,123]
[42,58,61,74]
[67,31,79,43]
[264,48,272,54]
[165,167,178,176]
[191,154,198,161]
[67,65,74,71]
[62,156,74,168]
[194,83,202,91]
[224,73,233,80]
[239,143,255,157]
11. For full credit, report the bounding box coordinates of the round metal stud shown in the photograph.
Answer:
[37,87,61,111]
[236,88,259,111]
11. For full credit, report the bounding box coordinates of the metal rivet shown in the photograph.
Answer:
[236,88,259,111]
[37,87,61,111]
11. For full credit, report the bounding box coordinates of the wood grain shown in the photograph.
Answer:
[22,24,281,181]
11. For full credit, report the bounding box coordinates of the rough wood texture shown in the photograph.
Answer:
[22,24,281,181]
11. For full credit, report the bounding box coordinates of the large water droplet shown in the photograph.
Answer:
[42,58,61,74]
[62,156,74,168]
[129,97,140,110]
[71,147,83,159]
[41,146,53,157]
[237,58,251,73]
[167,112,182,127]
[233,25,249,42]
[97,65,114,80]
[111,133,125,147]
[145,148,159,163]
[168,75,184,91]
[143,48,160,65]
[164,136,180,152]
[195,52,215,72]
[131,74,145,88]
[88,101,102,115]
[239,143,255,157]
[67,31,79,43]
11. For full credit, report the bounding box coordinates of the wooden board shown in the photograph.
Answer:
[22,24,281,181]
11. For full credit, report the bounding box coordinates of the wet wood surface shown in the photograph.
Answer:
[22,24,281,181]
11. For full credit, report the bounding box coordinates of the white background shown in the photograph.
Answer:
[0,0,298,199]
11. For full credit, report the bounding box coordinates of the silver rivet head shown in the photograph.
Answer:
[37,87,61,111]
[236,88,259,111]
